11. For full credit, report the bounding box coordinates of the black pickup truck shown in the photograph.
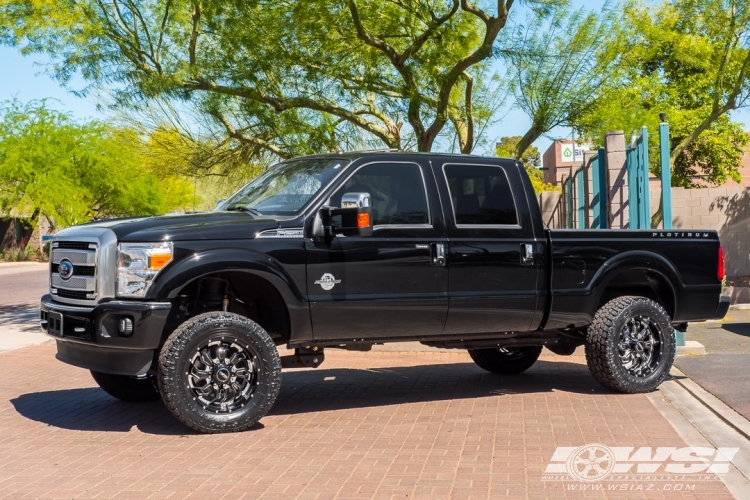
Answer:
[40,151,729,433]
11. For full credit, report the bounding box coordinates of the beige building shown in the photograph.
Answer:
[541,140,591,185]
[542,134,750,188]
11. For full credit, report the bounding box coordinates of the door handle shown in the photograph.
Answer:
[432,243,446,266]
[520,243,534,265]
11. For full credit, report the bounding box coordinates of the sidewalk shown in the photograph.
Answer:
[0,342,746,499]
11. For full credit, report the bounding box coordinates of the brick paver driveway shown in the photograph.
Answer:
[0,343,735,499]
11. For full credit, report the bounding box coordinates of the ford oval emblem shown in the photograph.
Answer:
[58,259,74,280]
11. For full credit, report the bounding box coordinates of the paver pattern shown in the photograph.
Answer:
[0,343,735,499]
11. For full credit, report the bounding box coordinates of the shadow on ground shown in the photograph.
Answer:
[0,308,40,332]
[11,360,608,435]
[722,322,750,337]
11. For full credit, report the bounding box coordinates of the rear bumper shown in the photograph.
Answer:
[713,295,731,320]
[40,294,171,376]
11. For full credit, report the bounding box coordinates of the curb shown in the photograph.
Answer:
[670,366,750,442]
[0,261,46,268]
[676,340,706,356]
[651,368,750,499]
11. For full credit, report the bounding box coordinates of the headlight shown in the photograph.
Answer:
[117,242,173,298]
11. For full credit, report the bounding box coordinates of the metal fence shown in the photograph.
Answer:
[562,147,607,229]
[561,123,673,230]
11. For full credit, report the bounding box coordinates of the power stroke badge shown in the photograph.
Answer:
[314,273,341,291]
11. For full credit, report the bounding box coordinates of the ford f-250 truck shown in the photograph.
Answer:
[40,151,730,433]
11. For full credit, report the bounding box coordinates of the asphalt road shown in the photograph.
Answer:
[675,308,750,420]
[0,264,48,314]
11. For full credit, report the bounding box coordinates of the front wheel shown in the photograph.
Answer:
[585,296,675,393]
[90,371,160,402]
[468,346,543,374]
[158,312,282,434]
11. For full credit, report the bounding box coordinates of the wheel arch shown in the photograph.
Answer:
[148,248,312,345]
[589,251,681,320]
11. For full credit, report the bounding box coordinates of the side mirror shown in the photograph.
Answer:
[317,192,373,237]
[215,199,225,210]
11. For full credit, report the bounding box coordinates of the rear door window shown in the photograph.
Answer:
[443,165,518,226]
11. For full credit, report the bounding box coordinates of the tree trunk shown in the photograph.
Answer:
[515,124,541,160]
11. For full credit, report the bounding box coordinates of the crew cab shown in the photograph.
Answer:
[40,151,730,433]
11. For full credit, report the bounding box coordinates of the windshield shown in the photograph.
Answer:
[218,158,349,215]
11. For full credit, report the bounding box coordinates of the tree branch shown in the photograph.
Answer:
[464,72,474,154]
[346,0,426,143]
[421,1,510,150]
[155,0,172,62]
[189,2,201,66]
[210,111,291,159]
[187,78,400,148]
[671,49,750,162]
[398,0,460,64]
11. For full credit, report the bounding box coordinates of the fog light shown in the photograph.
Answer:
[118,317,133,337]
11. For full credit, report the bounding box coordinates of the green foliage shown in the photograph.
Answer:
[495,136,558,192]
[0,245,34,262]
[0,0,561,157]
[500,2,624,158]
[671,116,748,187]
[143,126,265,202]
[0,99,193,230]
[576,0,750,189]
[496,136,541,167]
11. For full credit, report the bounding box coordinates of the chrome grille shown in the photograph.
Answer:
[51,274,96,291]
[50,240,98,302]
[51,248,96,266]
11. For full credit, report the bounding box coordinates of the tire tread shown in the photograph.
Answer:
[585,296,674,393]
[157,312,281,433]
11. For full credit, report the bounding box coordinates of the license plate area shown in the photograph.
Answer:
[47,311,64,337]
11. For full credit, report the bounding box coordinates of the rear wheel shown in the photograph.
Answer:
[468,346,543,374]
[158,312,282,434]
[585,296,674,393]
[90,371,160,402]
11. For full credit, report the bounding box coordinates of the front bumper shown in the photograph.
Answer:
[40,294,172,376]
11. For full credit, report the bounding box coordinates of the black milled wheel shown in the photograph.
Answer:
[158,312,281,434]
[90,371,160,402]
[468,346,543,374]
[585,296,675,393]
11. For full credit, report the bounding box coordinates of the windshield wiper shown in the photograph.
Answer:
[225,206,263,217]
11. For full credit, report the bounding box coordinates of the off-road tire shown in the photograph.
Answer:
[468,346,543,374]
[90,371,160,402]
[585,296,675,393]
[158,312,282,433]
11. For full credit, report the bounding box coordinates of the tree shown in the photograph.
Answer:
[495,136,557,192]
[0,0,561,159]
[0,99,192,230]
[575,0,750,227]
[500,2,624,159]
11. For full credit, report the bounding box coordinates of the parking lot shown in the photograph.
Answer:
[0,263,748,499]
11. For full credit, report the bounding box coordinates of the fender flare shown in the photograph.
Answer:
[587,250,682,316]
[147,248,305,306]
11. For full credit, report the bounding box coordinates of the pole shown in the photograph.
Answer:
[659,121,672,229]
[640,127,650,229]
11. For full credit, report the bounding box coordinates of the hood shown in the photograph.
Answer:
[60,212,284,242]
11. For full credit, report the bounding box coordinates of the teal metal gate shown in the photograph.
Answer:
[562,123,672,230]
[563,147,607,229]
